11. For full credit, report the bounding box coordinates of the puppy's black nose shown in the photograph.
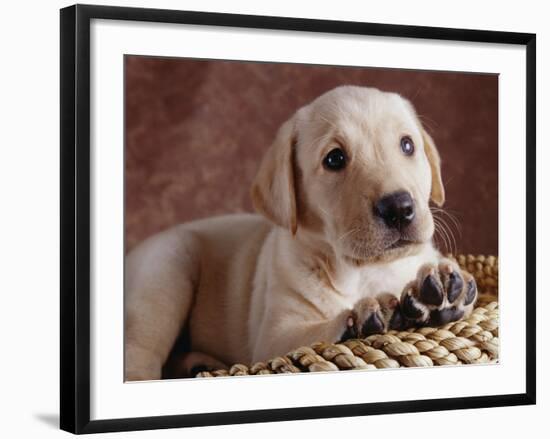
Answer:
[374,191,415,230]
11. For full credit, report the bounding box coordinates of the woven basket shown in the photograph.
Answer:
[196,254,499,377]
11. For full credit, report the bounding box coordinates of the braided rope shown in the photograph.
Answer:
[196,254,499,378]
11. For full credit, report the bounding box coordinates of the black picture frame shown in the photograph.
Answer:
[60,4,536,434]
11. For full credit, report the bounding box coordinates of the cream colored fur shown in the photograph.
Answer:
[125,86,474,381]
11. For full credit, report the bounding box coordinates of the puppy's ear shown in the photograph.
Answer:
[251,116,298,235]
[422,129,445,206]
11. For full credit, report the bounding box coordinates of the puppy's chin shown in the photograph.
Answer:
[343,240,424,267]
[339,220,434,266]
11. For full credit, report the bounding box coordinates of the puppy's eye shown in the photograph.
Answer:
[400,136,415,156]
[323,148,347,171]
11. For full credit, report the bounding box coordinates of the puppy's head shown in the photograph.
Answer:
[252,86,444,264]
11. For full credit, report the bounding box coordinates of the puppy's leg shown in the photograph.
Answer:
[125,231,200,381]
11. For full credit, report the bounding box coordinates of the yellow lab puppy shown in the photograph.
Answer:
[125,86,477,381]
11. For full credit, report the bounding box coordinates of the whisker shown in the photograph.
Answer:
[436,214,457,255]
[439,209,462,237]
[431,206,461,253]
[411,87,423,101]
[434,215,451,252]
[432,218,444,250]
[337,227,360,242]
[416,114,439,131]
[433,216,453,254]
[433,219,449,253]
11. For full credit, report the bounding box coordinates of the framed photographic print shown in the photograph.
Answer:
[60,4,536,434]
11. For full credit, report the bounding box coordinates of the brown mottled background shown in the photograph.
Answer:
[125,56,498,255]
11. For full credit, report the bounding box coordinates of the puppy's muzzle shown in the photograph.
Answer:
[374,191,415,230]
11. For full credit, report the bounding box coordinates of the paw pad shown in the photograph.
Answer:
[419,274,444,306]
[400,261,478,327]
[362,312,385,336]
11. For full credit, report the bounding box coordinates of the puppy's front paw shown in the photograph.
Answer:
[400,259,478,327]
[340,297,389,341]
